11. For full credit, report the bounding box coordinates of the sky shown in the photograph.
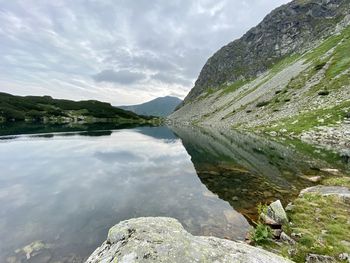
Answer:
[0,0,290,106]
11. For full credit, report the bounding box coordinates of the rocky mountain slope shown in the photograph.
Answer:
[170,0,350,153]
[119,96,182,117]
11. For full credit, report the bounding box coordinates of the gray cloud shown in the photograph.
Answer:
[93,69,146,84]
[0,0,290,105]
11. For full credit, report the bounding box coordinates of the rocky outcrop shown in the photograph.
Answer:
[170,0,350,149]
[86,217,292,263]
[300,185,350,203]
[182,0,350,104]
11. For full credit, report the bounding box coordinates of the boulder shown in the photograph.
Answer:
[86,217,292,263]
[306,253,335,263]
[267,200,288,225]
[300,186,350,203]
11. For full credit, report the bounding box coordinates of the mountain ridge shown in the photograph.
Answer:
[170,0,350,153]
[180,0,350,105]
[0,92,156,124]
[119,96,182,117]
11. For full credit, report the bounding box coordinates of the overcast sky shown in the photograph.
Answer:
[0,0,290,105]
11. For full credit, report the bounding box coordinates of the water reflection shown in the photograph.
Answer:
[1,125,347,263]
[172,126,346,221]
[0,126,249,263]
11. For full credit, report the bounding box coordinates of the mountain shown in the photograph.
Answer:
[0,92,157,124]
[119,96,182,117]
[170,0,350,151]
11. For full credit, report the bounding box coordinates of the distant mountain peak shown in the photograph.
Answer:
[118,96,182,117]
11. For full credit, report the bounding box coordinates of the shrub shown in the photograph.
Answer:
[314,61,327,70]
[318,90,330,96]
[256,101,270,108]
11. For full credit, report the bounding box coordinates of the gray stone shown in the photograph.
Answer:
[86,217,292,263]
[260,213,279,226]
[300,186,350,203]
[280,232,296,245]
[267,200,288,225]
[339,253,350,262]
[306,253,336,263]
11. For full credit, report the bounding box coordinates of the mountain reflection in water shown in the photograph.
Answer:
[0,125,347,262]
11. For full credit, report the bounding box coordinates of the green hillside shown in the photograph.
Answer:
[0,92,158,124]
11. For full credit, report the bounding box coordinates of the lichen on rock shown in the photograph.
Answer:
[86,217,292,263]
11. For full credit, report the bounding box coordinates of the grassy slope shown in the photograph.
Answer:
[258,26,350,134]
[264,193,350,262]
[0,92,157,123]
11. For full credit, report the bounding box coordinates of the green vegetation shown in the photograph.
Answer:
[250,203,273,245]
[318,90,330,96]
[251,223,273,245]
[256,101,270,108]
[0,92,160,124]
[221,79,250,94]
[263,100,350,135]
[270,194,350,262]
[323,177,350,188]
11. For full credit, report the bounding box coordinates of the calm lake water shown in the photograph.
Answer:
[0,125,348,262]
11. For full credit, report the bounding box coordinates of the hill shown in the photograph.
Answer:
[119,96,182,117]
[0,92,158,124]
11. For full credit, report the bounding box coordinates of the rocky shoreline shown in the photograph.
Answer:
[86,182,350,263]
[85,217,292,263]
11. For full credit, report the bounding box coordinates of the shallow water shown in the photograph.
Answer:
[0,125,348,262]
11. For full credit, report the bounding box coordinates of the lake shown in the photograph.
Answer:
[0,125,348,262]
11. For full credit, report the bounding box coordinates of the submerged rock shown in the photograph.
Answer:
[14,240,52,260]
[86,217,292,263]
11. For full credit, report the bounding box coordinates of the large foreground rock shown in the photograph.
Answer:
[86,217,291,263]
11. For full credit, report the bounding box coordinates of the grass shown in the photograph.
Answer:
[269,194,350,262]
[221,79,250,94]
[323,177,350,188]
[262,100,350,135]
[325,27,350,78]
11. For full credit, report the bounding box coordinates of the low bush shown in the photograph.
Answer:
[318,90,330,96]
[256,101,270,108]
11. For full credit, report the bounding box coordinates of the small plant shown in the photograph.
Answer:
[318,90,330,96]
[249,203,272,245]
[250,223,273,245]
[257,203,268,216]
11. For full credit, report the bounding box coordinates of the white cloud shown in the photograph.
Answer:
[0,0,290,105]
